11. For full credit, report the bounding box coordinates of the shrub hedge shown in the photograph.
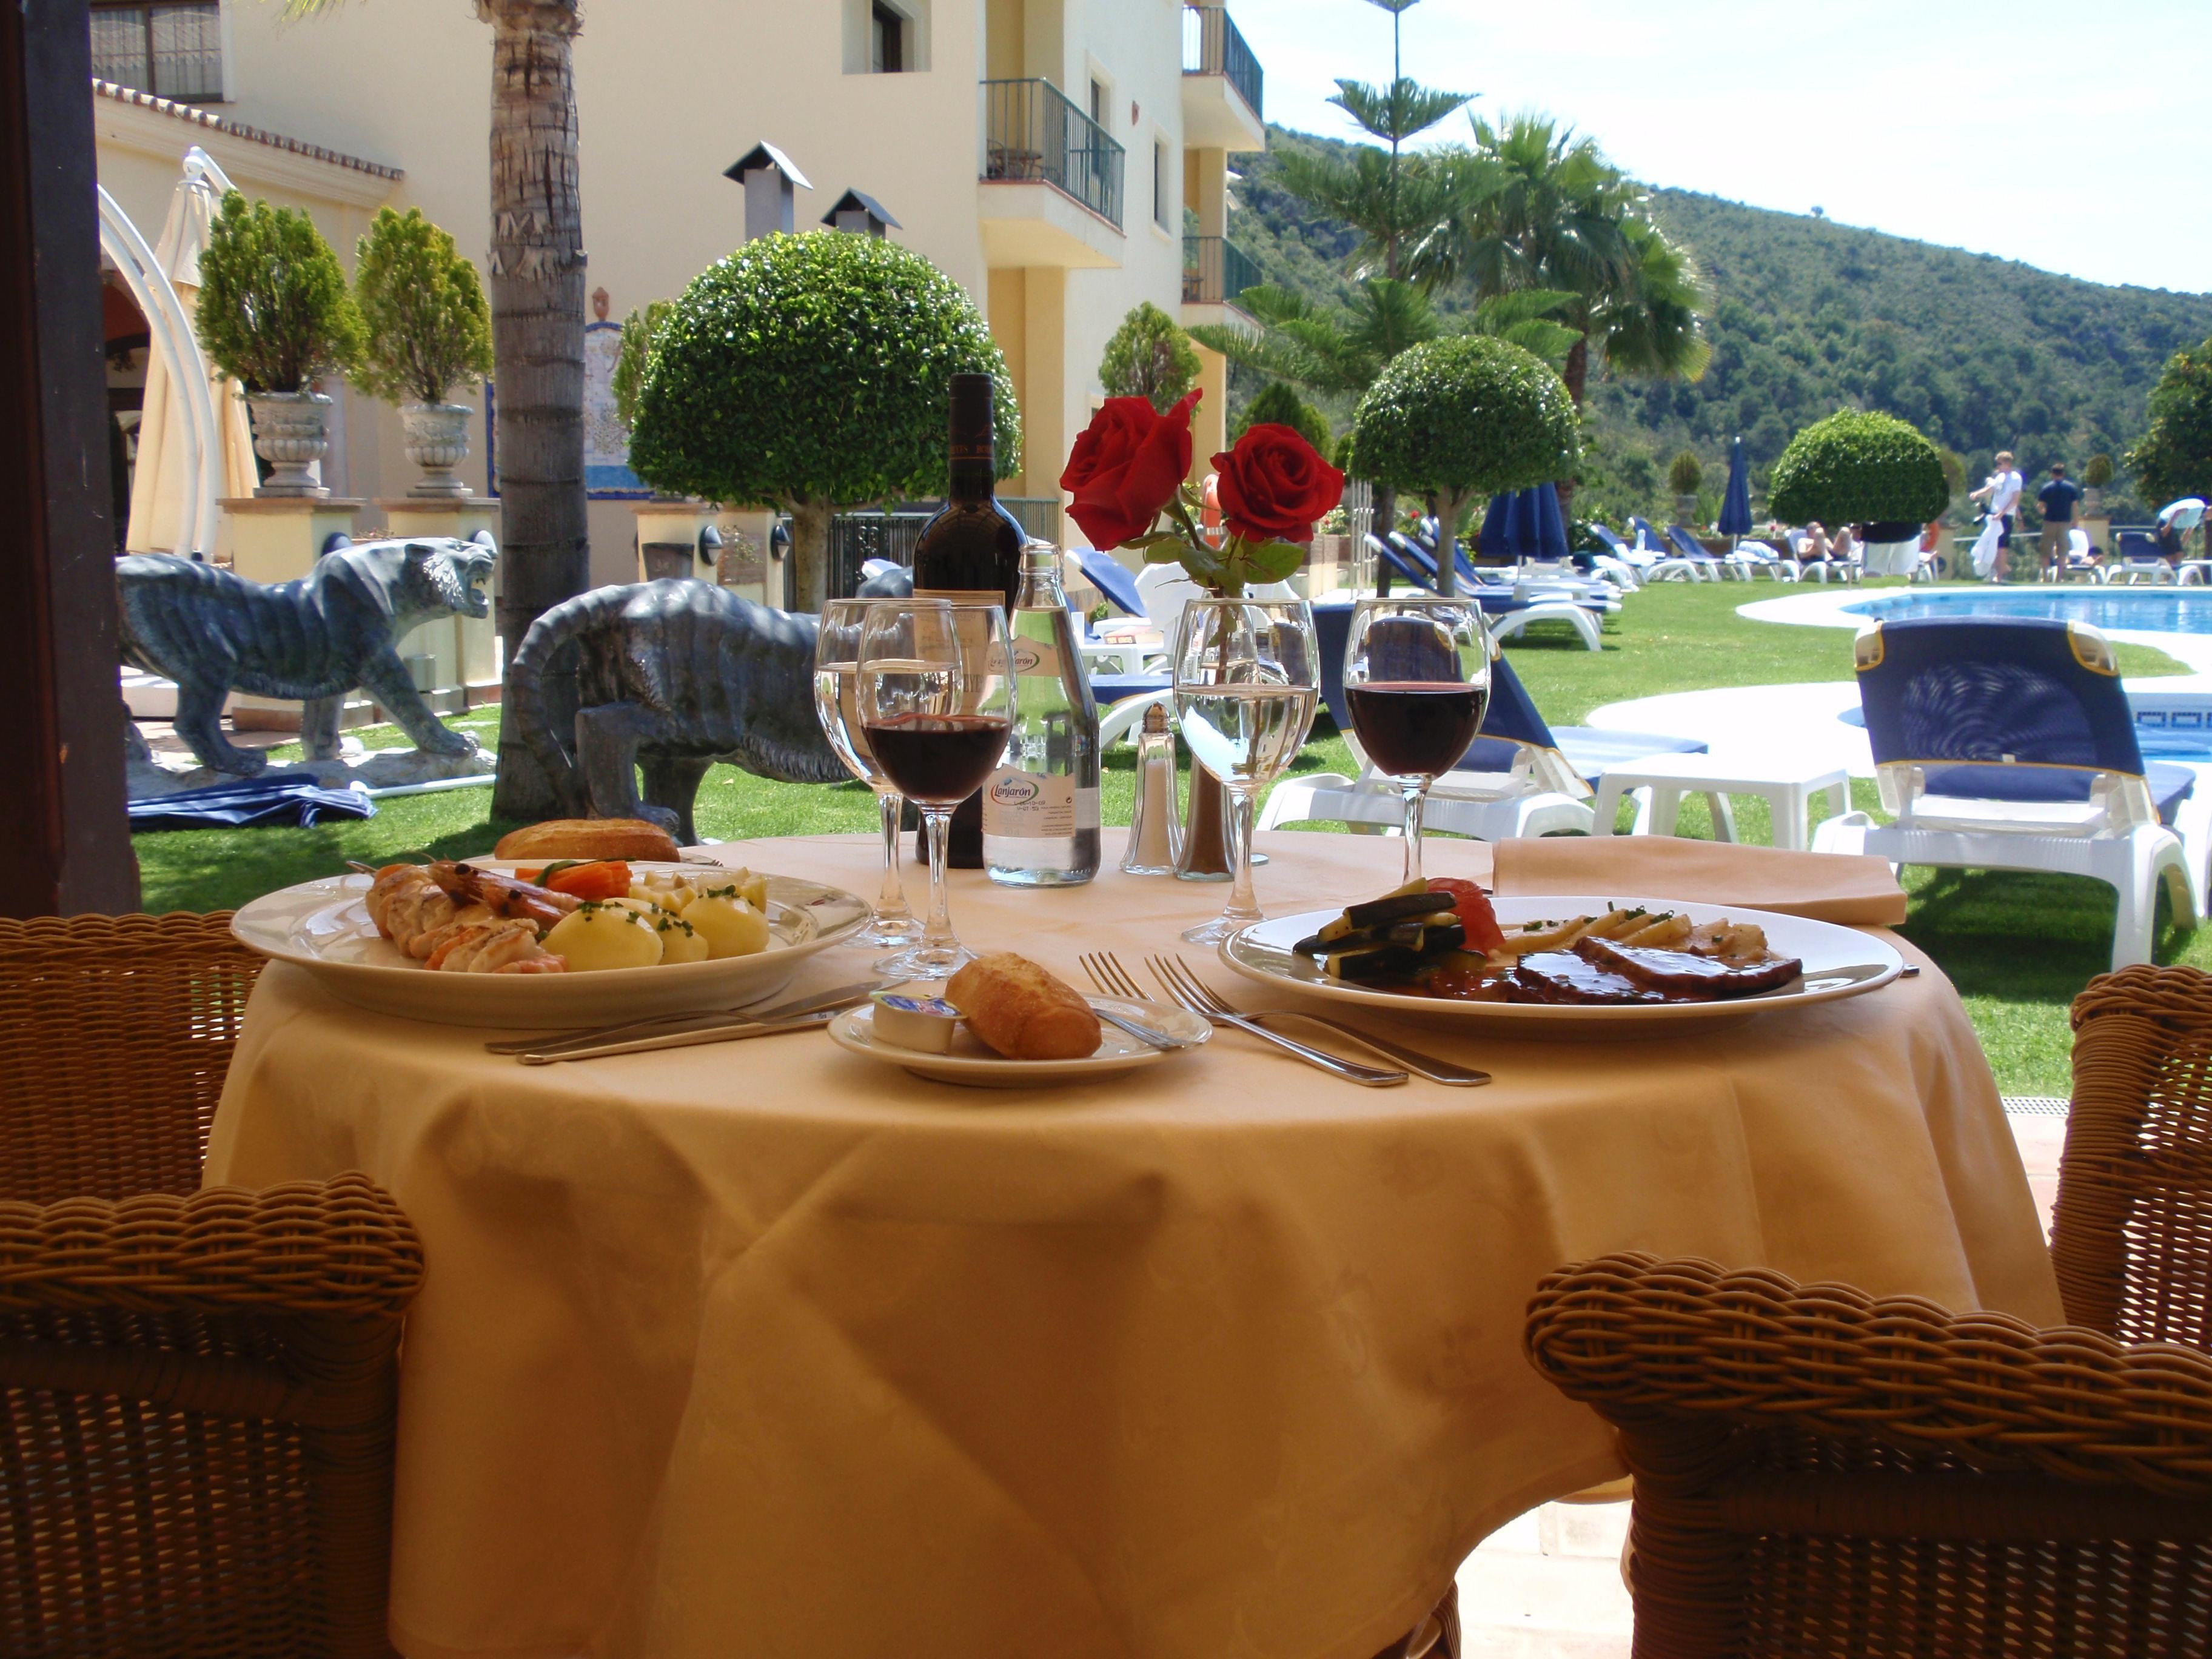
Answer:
[1352,335,1580,503]
[352,207,492,406]
[195,192,364,394]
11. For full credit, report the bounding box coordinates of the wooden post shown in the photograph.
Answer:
[0,0,140,915]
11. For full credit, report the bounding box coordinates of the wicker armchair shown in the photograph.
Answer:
[0,913,423,1658]
[1525,1253,2212,1655]
[2051,963,2212,1346]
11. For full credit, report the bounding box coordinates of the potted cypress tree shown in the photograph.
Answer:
[1667,449,1703,525]
[353,207,495,498]
[2083,453,2114,521]
[195,193,366,497]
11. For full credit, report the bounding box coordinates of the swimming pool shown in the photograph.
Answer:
[1844,589,2212,635]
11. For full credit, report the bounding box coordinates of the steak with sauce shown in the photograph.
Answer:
[1572,936,1803,999]
[1507,951,1669,1005]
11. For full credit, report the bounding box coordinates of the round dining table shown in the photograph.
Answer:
[204,828,2060,1659]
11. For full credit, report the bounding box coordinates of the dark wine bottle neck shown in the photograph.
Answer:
[948,462,996,503]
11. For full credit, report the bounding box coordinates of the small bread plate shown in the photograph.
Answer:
[1221,896,1904,1036]
[230,862,870,1028]
[826,996,1210,1088]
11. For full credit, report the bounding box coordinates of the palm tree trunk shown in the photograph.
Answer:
[484,0,591,822]
[788,498,834,613]
[1553,336,1590,518]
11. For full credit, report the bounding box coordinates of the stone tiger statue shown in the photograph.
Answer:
[117,532,497,776]
[510,568,913,843]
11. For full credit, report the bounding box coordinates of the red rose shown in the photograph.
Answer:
[1061,389,1201,549]
[1212,424,1345,545]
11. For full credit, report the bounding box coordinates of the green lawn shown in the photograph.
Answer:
[132,578,2201,1094]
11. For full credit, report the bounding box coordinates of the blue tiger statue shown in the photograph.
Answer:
[117,532,497,776]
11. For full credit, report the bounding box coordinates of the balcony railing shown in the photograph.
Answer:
[90,1,222,100]
[1183,236,1261,307]
[981,79,1125,230]
[1182,6,1262,123]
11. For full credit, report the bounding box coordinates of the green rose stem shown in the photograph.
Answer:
[1159,493,1241,878]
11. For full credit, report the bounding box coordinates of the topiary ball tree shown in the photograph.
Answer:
[1767,409,1948,540]
[629,231,1019,609]
[1352,335,1580,595]
[196,192,364,394]
[2128,334,2212,506]
[1236,381,1331,452]
[1099,300,1200,414]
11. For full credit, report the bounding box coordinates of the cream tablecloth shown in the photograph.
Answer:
[204,830,2060,1659]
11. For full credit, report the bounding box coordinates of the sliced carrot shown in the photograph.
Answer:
[543,860,631,900]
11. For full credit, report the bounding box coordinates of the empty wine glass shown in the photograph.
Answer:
[857,599,1014,979]
[1170,596,1320,946]
[1342,598,1492,885]
[813,599,925,967]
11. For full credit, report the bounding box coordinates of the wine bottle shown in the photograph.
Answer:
[912,373,1023,868]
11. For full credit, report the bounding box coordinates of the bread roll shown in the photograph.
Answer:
[493,818,680,865]
[948,953,1101,1061]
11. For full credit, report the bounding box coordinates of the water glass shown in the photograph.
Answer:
[813,600,925,965]
[1170,596,1320,946]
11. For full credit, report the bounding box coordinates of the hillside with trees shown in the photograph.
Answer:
[1228,124,2212,523]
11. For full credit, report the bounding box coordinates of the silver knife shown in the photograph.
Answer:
[515,1007,846,1065]
[486,979,889,1056]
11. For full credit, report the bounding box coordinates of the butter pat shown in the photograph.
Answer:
[870,991,962,1054]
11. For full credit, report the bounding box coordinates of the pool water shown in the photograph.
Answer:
[1845,589,2212,635]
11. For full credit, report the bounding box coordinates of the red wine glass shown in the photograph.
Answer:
[1342,598,1492,885]
[857,600,1014,979]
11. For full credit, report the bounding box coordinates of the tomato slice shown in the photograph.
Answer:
[1427,877,1506,954]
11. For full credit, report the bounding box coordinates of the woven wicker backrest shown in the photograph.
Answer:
[2054,963,2212,1346]
[0,913,262,1204]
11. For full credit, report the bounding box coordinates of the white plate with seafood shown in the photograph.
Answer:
[231,860,870,1028]
[1221,895,1904,1034]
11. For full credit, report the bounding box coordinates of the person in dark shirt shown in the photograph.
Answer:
[2037,464,2083,575]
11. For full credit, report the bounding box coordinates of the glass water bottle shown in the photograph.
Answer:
[984,542,1101,886]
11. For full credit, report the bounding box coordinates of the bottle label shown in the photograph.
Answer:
[983,770,1099,837]
[1010,633,1062,679]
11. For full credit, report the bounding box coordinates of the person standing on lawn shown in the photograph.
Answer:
[2037,463,2083,576]
[1969,450,2025,581]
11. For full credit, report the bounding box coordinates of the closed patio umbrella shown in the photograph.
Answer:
[1479,484,1570,565]
[126,146,256,557]
[1718,435,1754,541]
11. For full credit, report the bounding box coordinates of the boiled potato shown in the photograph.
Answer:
[682,893,771,959]
[543,903,665,971]
[603,896,662,919]
[655,914,710,965]
[696,871,769,911]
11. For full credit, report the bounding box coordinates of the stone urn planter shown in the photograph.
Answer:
[400,401,475,498]
[246,390,334,497]
[2083,486,2105,520]
[1673,494,1700,525]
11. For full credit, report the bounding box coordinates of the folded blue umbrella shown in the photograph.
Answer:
[1480,485,1570,562]
[129,776,378,831]
[1718,436,1754,538]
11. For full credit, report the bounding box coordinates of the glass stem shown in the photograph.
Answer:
[876,789,913,920]
[1222,788,1261,923]
[920,806,958,954]
[1401,781,1428,885]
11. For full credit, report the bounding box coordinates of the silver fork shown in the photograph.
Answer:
[1082,953,1406,1088]
[1155,959,1490,1087]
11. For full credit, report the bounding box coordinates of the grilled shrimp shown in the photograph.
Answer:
[428,862,579,931]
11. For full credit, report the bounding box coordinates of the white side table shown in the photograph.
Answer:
[1592,754,1852,853]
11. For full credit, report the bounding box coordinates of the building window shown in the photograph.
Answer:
[870,1,905,73]
[1154,139,1169,230]
[1089,78,1107,130]
[90,2,223,101]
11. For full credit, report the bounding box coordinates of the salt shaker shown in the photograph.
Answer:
[1121,703,1182,875]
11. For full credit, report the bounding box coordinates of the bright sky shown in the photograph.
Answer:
[1235,0,2211,295]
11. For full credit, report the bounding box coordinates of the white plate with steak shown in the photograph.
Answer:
[1221,895,1905,1034]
